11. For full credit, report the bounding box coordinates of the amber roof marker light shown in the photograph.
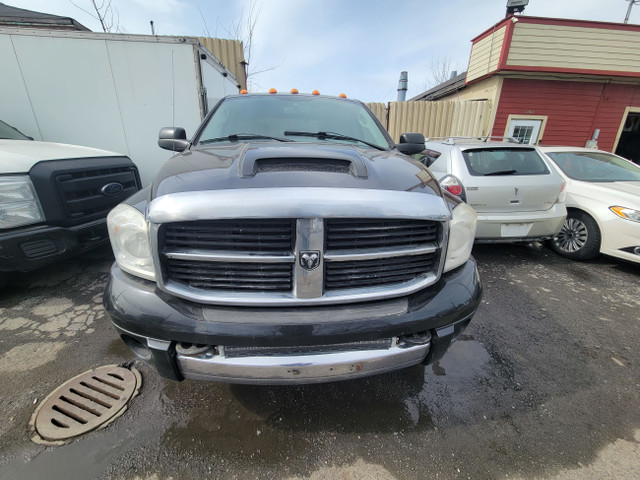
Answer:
[339,93,347,98]
[312,90,320,95]
[269,88,277,94]
[290,88,299,94]
[240,89,248,95]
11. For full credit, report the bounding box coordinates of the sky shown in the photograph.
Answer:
[9,0,640,103]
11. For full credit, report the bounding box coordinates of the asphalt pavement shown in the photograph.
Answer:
[0,243,638,479]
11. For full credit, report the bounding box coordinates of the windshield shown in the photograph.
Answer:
[546,151,640,182]
[0,120,32,140]
[461,148,550,176]
[196,95,391,150]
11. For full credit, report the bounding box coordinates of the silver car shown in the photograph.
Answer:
[421,138,566,242]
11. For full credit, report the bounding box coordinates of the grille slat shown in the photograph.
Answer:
[325,253,437,289]
[166,258,292,291]
[164,220,294,254]
[326,219,439,250]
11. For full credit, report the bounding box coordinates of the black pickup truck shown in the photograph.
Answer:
[103,92,482,384]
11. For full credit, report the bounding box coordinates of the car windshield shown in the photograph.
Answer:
[546,151,640,182]
[196,95,391,150]
[461,148,550,176]
[0,120,32,140]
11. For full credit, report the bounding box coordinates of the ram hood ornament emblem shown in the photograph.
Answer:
[299,250,320,270]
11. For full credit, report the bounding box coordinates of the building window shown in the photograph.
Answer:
[508,119,542,145]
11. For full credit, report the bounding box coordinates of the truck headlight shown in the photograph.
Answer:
[0,176,45,229]
[107,204,156,281]
[610,206,640,223]
[443,202,477,273]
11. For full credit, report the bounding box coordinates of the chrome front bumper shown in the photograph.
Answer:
[176,341,430,384]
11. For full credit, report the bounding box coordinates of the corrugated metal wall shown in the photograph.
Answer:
[492,78,640,151]
[367,100,492,142]
[197,37,247,90]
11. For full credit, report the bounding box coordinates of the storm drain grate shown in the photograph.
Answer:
[31,365,141,444]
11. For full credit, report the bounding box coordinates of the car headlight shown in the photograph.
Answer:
[0,176,45,229]
[107,204,156,281]
[443,202,477,273]
[609,206,640,223]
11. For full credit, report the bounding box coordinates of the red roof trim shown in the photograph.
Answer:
[471,17,512,43]
[498,19,515,70]
[514,16,640,32]
[500,65,640,78]
[471,15,640,45]
[465,72,495,87]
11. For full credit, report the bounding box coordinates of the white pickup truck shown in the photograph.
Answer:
[0,120,141,287]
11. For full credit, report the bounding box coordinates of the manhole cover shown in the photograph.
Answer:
[31,365,141,444]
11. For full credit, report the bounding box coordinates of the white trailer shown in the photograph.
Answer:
[0,27,240,185]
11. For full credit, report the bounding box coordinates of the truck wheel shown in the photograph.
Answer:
[548,211,601,260]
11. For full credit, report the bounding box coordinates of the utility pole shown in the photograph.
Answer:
[625,0,639,23]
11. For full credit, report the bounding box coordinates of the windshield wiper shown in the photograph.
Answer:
[199,133,292,144]
[484,169,517,176]
[284,130,387,151]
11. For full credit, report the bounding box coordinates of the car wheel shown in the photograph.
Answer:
[549,211,601,260]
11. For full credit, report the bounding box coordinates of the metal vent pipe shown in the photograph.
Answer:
[397,71,408,101]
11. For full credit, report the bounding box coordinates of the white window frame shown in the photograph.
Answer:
[503,114,548,145]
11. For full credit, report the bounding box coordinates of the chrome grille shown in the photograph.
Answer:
[157,214,445,306]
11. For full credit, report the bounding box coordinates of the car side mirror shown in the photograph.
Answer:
[396,132,426,155]
[158,127,189,152]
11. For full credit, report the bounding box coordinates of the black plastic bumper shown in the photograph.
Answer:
[0,219,109,273]
[103,258,482,381]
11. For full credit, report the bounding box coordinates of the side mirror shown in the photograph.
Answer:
[396,132,426,155]
[158,127,189,152]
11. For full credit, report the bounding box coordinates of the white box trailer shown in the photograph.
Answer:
[0,27,240,185]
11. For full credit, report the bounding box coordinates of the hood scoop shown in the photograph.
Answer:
[239,145,368,178]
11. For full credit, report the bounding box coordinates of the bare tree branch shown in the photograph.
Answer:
[424,55,464,90]
[197,4,211,38]
[221,0,281,91]
[68,0,120,33]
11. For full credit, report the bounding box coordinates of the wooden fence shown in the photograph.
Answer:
[366,100,492,142]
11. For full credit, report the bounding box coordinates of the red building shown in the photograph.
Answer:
[412,16,640,164]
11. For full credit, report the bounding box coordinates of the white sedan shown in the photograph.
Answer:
[538,147,640,264]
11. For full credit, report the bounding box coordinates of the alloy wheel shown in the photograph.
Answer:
[554,218,588,253]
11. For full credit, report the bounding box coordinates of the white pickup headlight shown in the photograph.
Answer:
[0,176,45,229]
[443,202,477,273]
[107,204,156,281]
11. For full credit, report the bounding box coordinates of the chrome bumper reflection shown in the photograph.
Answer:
[176,342,430,384]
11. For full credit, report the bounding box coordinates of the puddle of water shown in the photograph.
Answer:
[107,337,135,359]
[160,365,435,462]
[159,338,500,461]
[416,337,501,428]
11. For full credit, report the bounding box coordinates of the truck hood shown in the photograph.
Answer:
[0,140,123,174]
[152,142,441,198]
